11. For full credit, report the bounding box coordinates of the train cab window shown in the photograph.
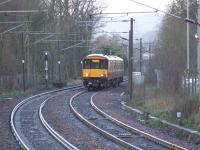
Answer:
[83,59,108,69]
[83,59,90,69]
[91,59,100,69]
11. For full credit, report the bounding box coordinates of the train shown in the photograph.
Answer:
[81,54,124,90]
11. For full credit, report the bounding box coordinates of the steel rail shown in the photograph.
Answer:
[10,85,81,150]
[39,96,79,150]
[91,93,188,150]
[70,91,142,150]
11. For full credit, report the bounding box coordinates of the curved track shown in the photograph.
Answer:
[70,91,188,150]
[91,93,188,150]
[11,84,190,149]
[70,91,141,149]
[11,86,81,150]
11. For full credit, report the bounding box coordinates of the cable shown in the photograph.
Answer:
[129,0,200,26]
[129,0,182,20]
[0,24,24,35]
[93,31,128,34]
[60,41,85,51]
[0,0,11,6]
[98,11,157,15]
[26,35,54,47]
[76,19,130,23]
[0,21,32,24]
[90,11,157,17]
[0,10,48,13]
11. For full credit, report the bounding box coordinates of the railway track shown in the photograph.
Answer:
[70,91,188,150]
[11,86,81,150]
[10,84,190,150]
[91,93,188,150]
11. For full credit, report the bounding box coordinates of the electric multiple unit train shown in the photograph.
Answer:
[81,54,124,89]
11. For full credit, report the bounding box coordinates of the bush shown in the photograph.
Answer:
[171,96,200,120]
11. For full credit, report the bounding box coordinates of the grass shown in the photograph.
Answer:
[142,92,176,119]
[67,79,82,85]
[0,79,82,100]
[128,86,200,131]
[0,90,24,99]
[181,111,200,130]
[130,88,176,120]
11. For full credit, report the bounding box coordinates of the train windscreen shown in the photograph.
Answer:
[83,59,108,69]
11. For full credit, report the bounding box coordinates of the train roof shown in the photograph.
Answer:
[85,54,123,61]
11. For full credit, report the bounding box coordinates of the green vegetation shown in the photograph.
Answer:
[0,0,102,91]
[181,111,200,131]
[0,90,24,99]
[149,120,169,129]
[0,79,82,100]
[91,34,128,71]
[125,0,200,131]
[128,86,200,131]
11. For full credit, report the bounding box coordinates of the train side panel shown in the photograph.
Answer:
[108,60,124,81]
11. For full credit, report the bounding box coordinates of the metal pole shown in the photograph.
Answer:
[44,52,48,88]
[197,0,200,74]
[140,38,142,73]
[57,41,61,83]
[187,0,190,71]
[21,33,26,92]
[149,43,151,68]
[128,31,132,101]
[58,61,61,83]
[22,60,25,92]
[129,18,134,101]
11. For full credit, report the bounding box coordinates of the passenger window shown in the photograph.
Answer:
[100,59,108,69]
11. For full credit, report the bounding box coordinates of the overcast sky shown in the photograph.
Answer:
[98,0,173,41]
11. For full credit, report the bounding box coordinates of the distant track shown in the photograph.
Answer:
[11,86,81,150]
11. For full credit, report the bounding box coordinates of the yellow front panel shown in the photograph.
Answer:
[82,69,108,78]
[86,56,104,59]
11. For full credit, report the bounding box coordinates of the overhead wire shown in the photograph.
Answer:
[0,10,48,13]
[0,24,24,35]
[128,0,182,20]
[0,0,11,6]
[129,0,200,25]
[89,0,198,25]
[98,11,157,15]
[60,41,85,52]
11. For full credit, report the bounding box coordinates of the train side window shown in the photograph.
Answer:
[100,59,108,69]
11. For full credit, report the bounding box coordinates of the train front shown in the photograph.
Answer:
[82,55,108,89]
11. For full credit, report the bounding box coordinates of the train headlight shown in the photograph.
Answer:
[85,73,89,77]
[100,74,104,77]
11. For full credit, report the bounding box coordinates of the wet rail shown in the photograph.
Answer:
[70,91,188,150]
[10,86,81,150]
[91,93,188,150]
